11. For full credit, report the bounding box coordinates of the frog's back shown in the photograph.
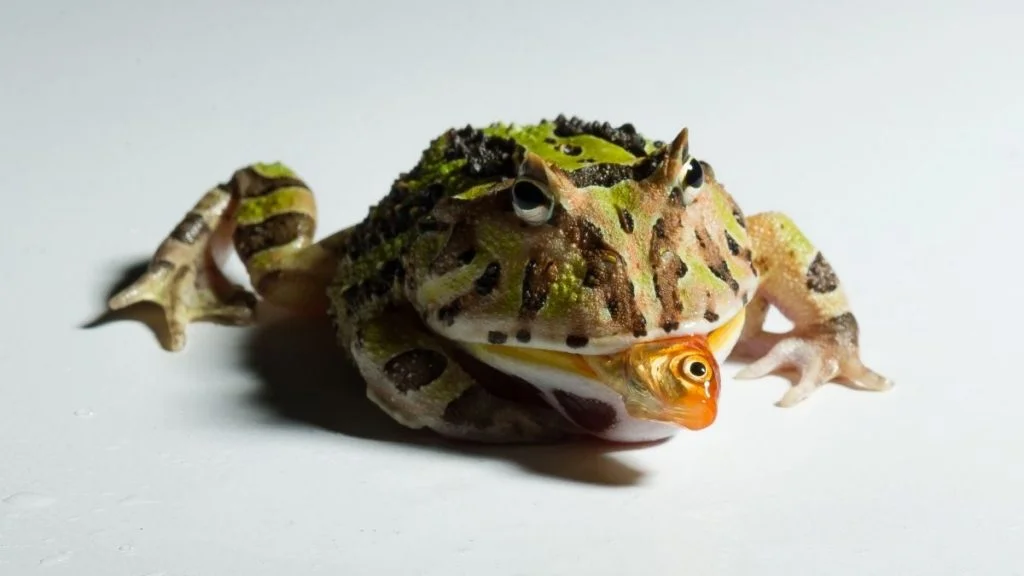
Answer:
[328,116,667,318]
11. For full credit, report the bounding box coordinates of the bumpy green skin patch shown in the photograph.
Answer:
[251,161,299,179]
[332,117,661,294]
[483,122,643,168]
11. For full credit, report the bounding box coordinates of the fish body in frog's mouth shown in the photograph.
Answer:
[459,308,745,441]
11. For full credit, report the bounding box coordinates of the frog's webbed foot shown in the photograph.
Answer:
[733,211,894,407]
[108,251,257,351]
[106,163,334,351]
[732,312,893,407]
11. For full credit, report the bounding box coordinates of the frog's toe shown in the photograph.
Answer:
[108,261,257,351]
[732,315,893,407]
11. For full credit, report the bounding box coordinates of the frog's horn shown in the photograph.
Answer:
[662,127,689,182]
[515,149,553,186]
[514,146,571,196]
[651,127,704,205]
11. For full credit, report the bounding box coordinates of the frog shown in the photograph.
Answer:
[107,115,892,443]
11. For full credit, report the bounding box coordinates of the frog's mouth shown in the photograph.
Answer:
[465,308,745,380]
[460,309,746,432]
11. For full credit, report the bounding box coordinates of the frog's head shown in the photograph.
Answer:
[405,124,745,357]
[403,120,756,437]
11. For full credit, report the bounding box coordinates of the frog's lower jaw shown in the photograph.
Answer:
[461,310,746,442]
[463,344,680,442]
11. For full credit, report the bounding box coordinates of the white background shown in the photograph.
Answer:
[2,0,1021,574]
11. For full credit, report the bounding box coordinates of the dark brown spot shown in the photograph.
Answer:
[457,249,476,265]
[561,144,582,156]
[652,252,687,328]
[487,331,508,344]
[824,312,859,345]
[383,349,448,392]
[606,295,622,318]
[565,334,589,348]
[704,310,719,322]
[515,329,531,343]
[806,252,839,293]
[668,186,684,205]
[437,299,462,326]
[442,386,495,429]
[616,207,635,233]
[708,261,740,292]
[662,321,679,332]
[234,212,315,260]
[169,213,210,245]
[578,219,605,243]
[653,218,666,239]
[475,262,501,296]
[725,231,741,256]
[552,390,617,433]
[520,260,554,317]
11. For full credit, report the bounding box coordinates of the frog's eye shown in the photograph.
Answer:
[511,179,554,225]
[672,158,705,205]
[683,158,705,190]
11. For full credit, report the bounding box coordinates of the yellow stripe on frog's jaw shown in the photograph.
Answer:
[464,341,600,379]
[463,307,746,383]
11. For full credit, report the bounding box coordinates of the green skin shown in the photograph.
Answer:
[107,116,893,443]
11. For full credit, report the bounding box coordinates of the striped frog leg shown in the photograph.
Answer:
[108,163,343,351]
[731,212,894,406]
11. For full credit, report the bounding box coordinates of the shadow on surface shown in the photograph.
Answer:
[239,313,653,487]
[85,259,653,486]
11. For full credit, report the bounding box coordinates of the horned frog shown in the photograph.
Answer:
[108,116,892,443]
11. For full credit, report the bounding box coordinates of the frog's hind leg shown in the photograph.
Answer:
[108,163,343,351]
[732,212,893,407]
[348,306,572,443]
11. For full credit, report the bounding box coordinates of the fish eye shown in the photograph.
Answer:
[683,158,704,189]
[683,357,709,380]
[511,179,554,225]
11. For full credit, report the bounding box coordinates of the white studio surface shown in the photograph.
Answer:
[1,1,1021,574]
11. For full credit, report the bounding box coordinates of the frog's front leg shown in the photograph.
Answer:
[732,212,893,407]
[108,163,344,350]
[348,306,572,443]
